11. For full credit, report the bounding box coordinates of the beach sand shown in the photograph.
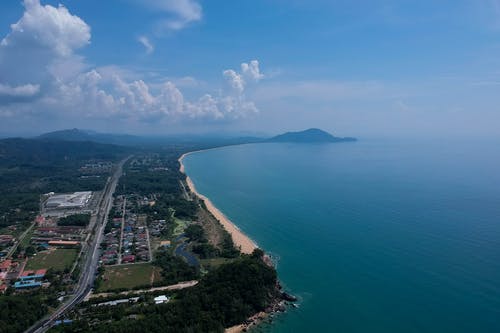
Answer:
[179,152,258,255]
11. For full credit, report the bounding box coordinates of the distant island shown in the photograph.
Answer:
[267,128,356,143]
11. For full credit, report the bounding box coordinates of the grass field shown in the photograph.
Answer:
[200,258,234,270]
[26,248,78,271]
[97,263,163,292]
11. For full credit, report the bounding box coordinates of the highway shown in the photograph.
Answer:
[26,156,132,333]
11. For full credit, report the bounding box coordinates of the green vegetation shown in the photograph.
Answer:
[58,213,91,227]
[0,138,129,231]
[51,252,278,333]
[184,224,205,242]
[0,137,281,333]
[25,248,78,272]
[0,294,48,333]
[96,263,163,292]
[153,250,199,284]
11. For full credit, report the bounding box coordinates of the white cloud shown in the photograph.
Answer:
[137,36,154,54]
[241,60,264,81]
[139,0,202,32]
[0,83,40,98]
[223,69,245,93]
[0,0,90,88]
[223,59,264,93]
[1,0,90,57]
[0,1,262,127]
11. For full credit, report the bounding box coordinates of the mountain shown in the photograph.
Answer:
[267,128,356,143]
[36,129,267,147]
[37,128,140,146]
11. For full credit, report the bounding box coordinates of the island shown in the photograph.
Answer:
[266,128,357,143]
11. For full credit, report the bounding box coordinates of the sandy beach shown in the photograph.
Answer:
[179,152,258,255]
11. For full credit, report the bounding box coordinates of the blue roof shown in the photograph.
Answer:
[14,280,42,288]
[19,274,44,280]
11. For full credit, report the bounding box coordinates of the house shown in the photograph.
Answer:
[0,259,12,273]
[160,240,171,248]
[0,235,14,246]
[0,283,7,294]
[122,255,135,263]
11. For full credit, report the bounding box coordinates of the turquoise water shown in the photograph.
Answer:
[183,139,500,333]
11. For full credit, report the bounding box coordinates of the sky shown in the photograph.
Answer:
[0,0,499,138]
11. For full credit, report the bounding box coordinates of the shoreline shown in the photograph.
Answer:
[179,149,294,333]
[178,151,258,255]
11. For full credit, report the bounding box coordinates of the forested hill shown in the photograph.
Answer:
[267,128,356,143]
[0,138,130,167]
[37,128,140,146]
[37,128,265,148]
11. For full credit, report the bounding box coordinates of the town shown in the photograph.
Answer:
[0,138,282,333]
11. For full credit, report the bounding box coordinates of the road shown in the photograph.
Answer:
[6,221,35,259]
[87,280,198,299]
[26,156,132,333]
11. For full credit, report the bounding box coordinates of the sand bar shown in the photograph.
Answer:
[179,152,258,254]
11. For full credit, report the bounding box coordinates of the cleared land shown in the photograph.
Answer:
[173,218,189,237]
[26,248,78,271]
[199,257,234,270]
[97,263,163,292]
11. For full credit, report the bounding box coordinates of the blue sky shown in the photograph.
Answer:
[0,0,499,137]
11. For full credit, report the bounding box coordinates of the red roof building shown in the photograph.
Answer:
[0,260,12,272]
[122,255,136,263]
[48,240,79,247]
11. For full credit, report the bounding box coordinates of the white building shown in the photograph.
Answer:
[154,295,169,304]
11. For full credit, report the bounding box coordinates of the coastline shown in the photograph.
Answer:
[179,151,258,255]
[179,149,294,333]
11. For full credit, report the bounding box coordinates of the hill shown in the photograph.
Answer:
[37,129,264,147]
[267,128,356,143]
[0,137,130,167]
[37,128,140,146]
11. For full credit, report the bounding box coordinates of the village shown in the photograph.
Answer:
[0,188,178,299]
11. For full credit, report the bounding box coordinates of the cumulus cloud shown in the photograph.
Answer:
[1,0,90,57]
[223,60,264,93]
[241,60,264,81]
[137,35,154,54]
[0,0,90,88]
[0,1,262,126]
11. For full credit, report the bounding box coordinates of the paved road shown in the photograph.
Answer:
[26,156,132,333]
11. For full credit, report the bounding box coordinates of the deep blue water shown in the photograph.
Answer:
[183,138,500,332]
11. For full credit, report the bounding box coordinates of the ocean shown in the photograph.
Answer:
[182,138,500,333]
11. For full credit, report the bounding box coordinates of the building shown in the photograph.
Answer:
[121,255,135,263]
[0,260,12,273]
[154,295,169,304]
[45,192,92,210]
[0,235,14,247]
[159,240,171,248]
[14,280,42,289]
[20,269,47,280]
[48,240,79,247]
